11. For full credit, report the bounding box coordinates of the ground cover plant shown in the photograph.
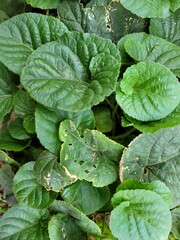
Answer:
[0,0,180,239]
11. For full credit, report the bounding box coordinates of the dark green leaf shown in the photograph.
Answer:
[93,107,113,133]
[48,213,87,240]
[50,200,102,236]
[34,151,77,192]
[0,96,13,122]
[0,0,25,17]
[116,61,180,121]
[60,120,124,187]
[0,13,68,74]
[13,162,57,208]
[110,189,172,240]
[9,117,31,140]
[0,10,9,23]
[171,207,180,239]
[23,114,35,134]
[120,126,180,207]
[26,0,60,9]
[0,204,50,240]
[61,180,110,215]
[170,0,180,12]
[21,32,121,111]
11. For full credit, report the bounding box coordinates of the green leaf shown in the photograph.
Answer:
[0,10,9,23]
[170,0,180,12]
[26,0,60,9]
[93,107,113,133]
[0,204,50,240]
[61,180,110,215]
[0,13,68,74]
[13,162,57,208]
[23,114,35,134]
[110,189,172,240]
[48,213,87,240]
[21,32,121,111]
[34,151,77,192]
[116,179,173,207]
[171,207,180,239]
[35,104,95,155]
[150,9,180,46]
[120,126,180,207]
[120,0,171,18]
[9,117,31,140]
[0,0,25,17]
[50,200,102,237]
[60,120,124,187]
[0,95,13,122]
[123,32,180,77]
[116,61,180,121]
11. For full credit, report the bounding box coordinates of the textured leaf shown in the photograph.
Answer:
[34,151,77,192]
[13,162,57,208]
[170,0,180,11]
[48,213,87,240]
[60,120,124,187]
[23,115,35,134]
[61,180,110,215]
[0,0,25,17]
[150,9,180,46]
[50,200,102,236]
[120,126,180,207]
[120,0,171,18]
[0,95,13,122]
[21,32,121,111]
[0,204,50,240]
[26,0,60,9]
[171,207,180,239]
[93,107,113,133]
[116,179,173,207]
[116,61,180,121]
[35,104,95,155]
[123,32,180,77]
[0,13,68,74]
[9,117,31,140]
[110,190,172,240]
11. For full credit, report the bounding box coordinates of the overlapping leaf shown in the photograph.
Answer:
[116,61,180,121]
[21,32,121,111]
[120,126,180,207]
[60,120,124,187]
[0,13,68,74]
[26,0,60,9]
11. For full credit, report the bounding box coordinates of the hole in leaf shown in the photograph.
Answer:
[79,160,84,165]
[68,143,72,146]
[85,170,89,174]
[144,167,148,174]
[93,165,97,168]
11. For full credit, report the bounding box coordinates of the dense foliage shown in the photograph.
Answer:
[0,0,180,239]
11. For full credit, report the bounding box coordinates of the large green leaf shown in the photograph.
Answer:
[0,204,50,240]
[48,213,87,240]
[21,32,121,111]
[116,61,180,121]
[13,162,57,208]
[34,151,77,192]
[50,200,102,237]
[35,104,95,155]
[26,0,60,9]
[123,32,180,77]
[60,120,124,187]
[150,9,180,46]
[120,0,171,18]
[61,180,110,215]
[110,189,172,240]
[120,126,180,207]
[0,13,68,74]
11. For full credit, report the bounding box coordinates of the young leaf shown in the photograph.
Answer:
[60,120,124,187]
[21,32,121,111]
[8,117,31,140]
[150,9,180,46]
[120,126,180,207]
[110,190,172,240]
[61,180,110,215]
[93,107,113,133]
[48,213,87,240]
[26,0,60,9]
[116,61,180,121]
[0,204,50,240]
[50,200,102,237]
[34,151,77,192]
[13,162,58,208]
[23,114,35,134]
[120,0,171,18]
[0,13,68,74]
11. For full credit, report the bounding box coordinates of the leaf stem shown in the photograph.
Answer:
[111,128,135,140]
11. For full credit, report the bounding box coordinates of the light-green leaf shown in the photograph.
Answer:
[171,207,180,239]
[13,162,57,208]
[0,13,68,74]
[120,0,171,18]
[116,61,180,121]
[110,189,172,240]
[120,126,180,207]
[0,204,50,240]
[26,0,60,9]
[21,32,121,111]
[61,180,110,215]
[60,120,124,187]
